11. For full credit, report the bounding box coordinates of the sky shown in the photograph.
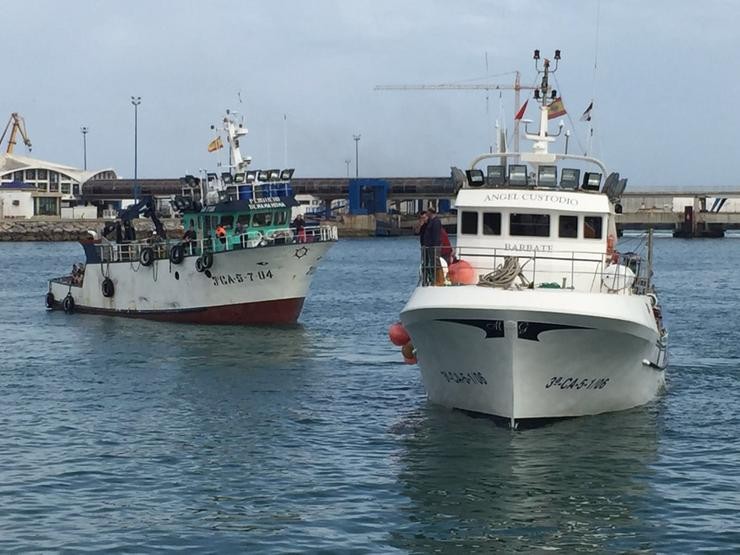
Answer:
[4,0,739,187]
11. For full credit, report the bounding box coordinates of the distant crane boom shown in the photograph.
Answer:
[375,71,535,153]
[0,112,32,154]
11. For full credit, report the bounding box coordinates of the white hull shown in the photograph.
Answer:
[401,286,666,425]
[49,241,333,324]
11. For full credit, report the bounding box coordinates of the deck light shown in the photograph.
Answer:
[234,172,246,183]
[268,169,281,181]
[486,165,506,187]
[582,172,602,191]
[257,170,269,182]
[560,168,580,189]
[555,49,561,60]
[534,49,540,60]
[221,172,233,184]
[538,165,557,187]
[245,170,257,181]
[465,169,485,187]
[280,168,295,180]
[551,90,557,99]
[508,164,529,187]
[534,90,540,99]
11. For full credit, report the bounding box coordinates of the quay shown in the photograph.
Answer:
[2,176,739,239]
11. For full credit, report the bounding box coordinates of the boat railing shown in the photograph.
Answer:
[90,224,338,264]
[418,245,646,294]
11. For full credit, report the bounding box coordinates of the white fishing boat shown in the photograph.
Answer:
[46,111,338,324]
[398,51,667,427]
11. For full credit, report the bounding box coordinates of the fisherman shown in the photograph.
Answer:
[215,223,227,244]
[293,213,306,243]
[421,207,442,285]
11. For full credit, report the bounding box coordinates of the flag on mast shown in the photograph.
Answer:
[514,100,528,121]
[207,136,223,152]
[580,101,594,122]
[548,97,566,119]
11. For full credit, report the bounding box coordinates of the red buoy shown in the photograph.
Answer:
[448,259,477,285]
[389,322,410,346]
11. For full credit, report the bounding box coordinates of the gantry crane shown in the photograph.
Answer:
[0,112,32,154]
[375,71,536,153]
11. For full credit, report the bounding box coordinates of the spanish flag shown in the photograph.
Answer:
[207,136,223,152]
[548,97,566,119]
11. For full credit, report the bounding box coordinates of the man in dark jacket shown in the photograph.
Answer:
[421,207,442,285]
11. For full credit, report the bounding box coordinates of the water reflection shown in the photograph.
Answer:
[391,403,662,552]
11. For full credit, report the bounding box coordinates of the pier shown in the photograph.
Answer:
[78,178,740,238]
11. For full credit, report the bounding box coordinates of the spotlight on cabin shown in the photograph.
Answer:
[233,172,246,184]
[257,170,269,182]
[555,49,561,60]
[487,165,506,187]
[221,172,233,184]
[268,169,281,181]
[280,168,295,180]
[560,168,580,189]
[245,170,257,182]
[582,172,602,191]
[508,164,529,187]
[534,49,540,60]
[538,165,557,188]
[465,169,485,187]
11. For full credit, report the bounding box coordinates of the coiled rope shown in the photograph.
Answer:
[478,256,528,288]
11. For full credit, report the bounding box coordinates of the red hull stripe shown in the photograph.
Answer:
[52,297,305,325]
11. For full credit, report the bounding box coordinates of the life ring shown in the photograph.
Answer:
[606,234,616,255]
[45,291,55,309]
[200,251,213,269]
[102,277,115,298]
[140,246,154,266]
[170,244,184,265]
[62,294,75,314]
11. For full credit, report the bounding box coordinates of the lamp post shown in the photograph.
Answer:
[131,96,142,195]
[344,158,351,177]
[353,134,361,178]
[80,126,89,170]
[564,129,570,154]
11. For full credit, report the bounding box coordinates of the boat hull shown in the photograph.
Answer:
[48,241,332,325]
[400,287,666,426]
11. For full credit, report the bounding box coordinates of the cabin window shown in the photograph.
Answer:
[72,184,80,196]
[482,212,501,235]
[61,183,71,195]
[220,214,234,228]
[237,213,250,228]
[25,169,36,180]
[460,211,478,235]
[510,213,550,237]
[558,215,578,238]
[274,211,288,225]
[252,212,272,227]
[583,216,603,239]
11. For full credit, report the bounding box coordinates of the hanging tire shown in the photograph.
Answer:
[102,277,115,298]
[45,291,55,309]
[195,257,205,272]
[170,244,184,264]
[62,294,75,314]
[201,251,213,269]
[140,247,154,266]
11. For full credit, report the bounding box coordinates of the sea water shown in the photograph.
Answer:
[1,236,739,552]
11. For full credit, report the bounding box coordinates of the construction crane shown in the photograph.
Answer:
[0,112,32,154]
[375,71,536,154]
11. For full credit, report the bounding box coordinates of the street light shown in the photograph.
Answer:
[353,134,361,178]
[80,126,89,170]
[344,158,351,177]
[131,96,142,194]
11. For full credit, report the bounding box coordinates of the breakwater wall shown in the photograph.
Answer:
[0,219,183,242]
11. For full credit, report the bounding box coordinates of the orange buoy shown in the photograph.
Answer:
[448,259,477,285]
[389,322,410,346]
[401,341,414,359]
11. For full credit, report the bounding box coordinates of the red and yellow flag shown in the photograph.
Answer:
[548,97,566,119]
[207,136,223,152]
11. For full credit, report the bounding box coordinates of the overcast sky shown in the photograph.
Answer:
[5,0,738,187]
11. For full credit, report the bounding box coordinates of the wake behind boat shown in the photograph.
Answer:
[46,110,337,324]
[397,51,668,428]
